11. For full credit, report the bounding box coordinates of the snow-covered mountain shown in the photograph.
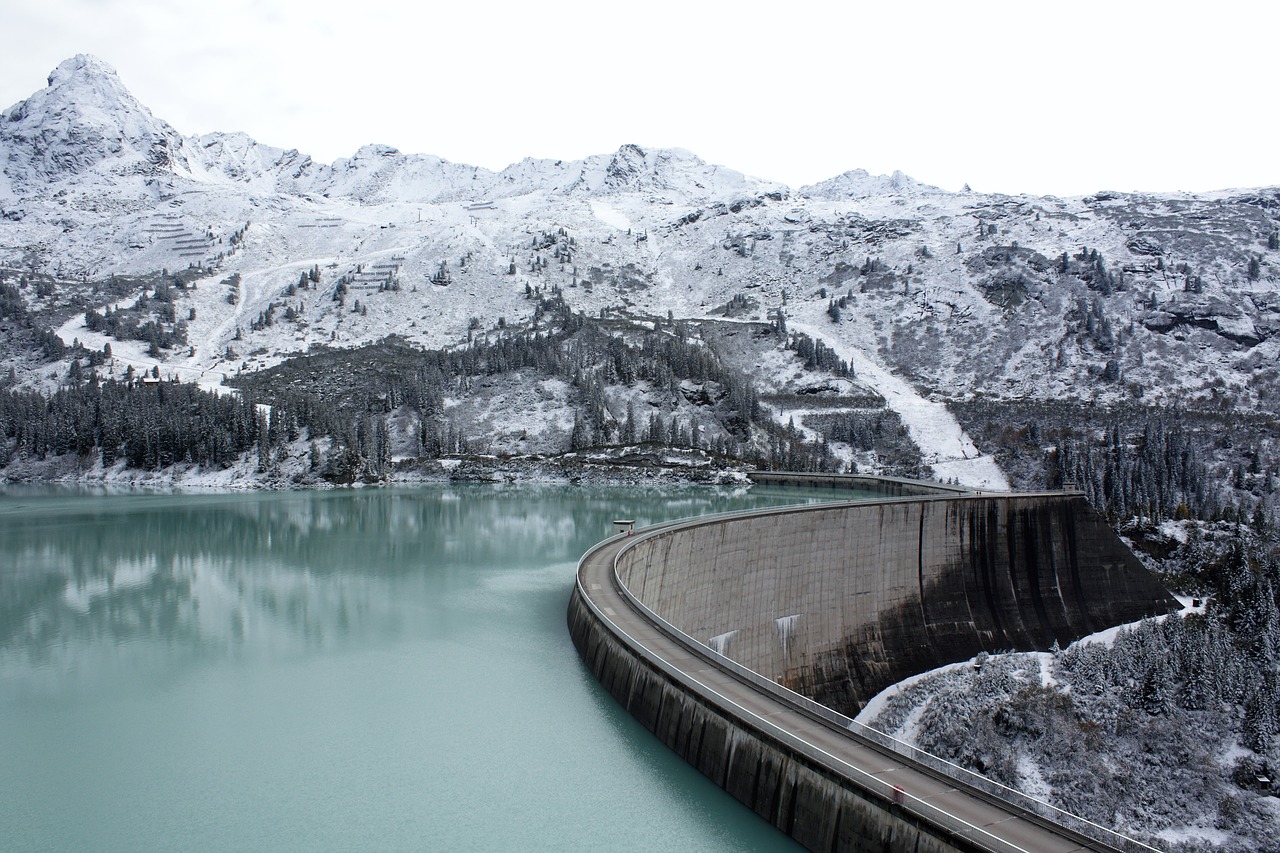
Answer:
[2,55,1278,490]
[0,54,188,190]
[9,55,1279,853]
[800,168,941,199]
[0,56,781,207]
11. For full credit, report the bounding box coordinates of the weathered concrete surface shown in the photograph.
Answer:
[568,589,994,853]
[615,493,1179,716]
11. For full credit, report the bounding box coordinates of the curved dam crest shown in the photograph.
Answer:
[569,478,1179,852]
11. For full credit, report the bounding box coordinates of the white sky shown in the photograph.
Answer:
[2,0,1274,196]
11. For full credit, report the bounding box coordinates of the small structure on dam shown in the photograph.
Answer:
[569,477,1179,852]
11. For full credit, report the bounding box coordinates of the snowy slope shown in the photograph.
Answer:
[4,55,1279,483]
[788,319,1009,490]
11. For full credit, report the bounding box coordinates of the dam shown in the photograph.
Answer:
[568,476,1179,852]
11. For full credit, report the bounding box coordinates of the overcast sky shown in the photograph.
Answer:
[2,0,1274,196]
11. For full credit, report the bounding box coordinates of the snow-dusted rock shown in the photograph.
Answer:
[1,55,188,187]
[800,168,940,199]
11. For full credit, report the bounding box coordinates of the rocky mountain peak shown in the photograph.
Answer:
[800,168,940,200]
[2,54,183,186]
[1,56,787,206]
[567,144,785,201]
[45,54,123,89]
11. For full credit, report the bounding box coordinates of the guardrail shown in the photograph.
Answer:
[747,470,977,495]
[601,499,1162,853]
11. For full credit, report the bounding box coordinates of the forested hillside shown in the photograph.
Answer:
[1,295,922,485]
[863,418,1280,852]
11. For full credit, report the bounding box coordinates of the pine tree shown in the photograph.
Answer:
[1243,675,1278,753]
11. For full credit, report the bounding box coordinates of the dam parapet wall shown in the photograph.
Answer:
[747,471,974,496]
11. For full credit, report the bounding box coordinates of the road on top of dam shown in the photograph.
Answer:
[576,525,1126,853]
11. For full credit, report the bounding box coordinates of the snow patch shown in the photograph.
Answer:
[1036,652,1059,688]
[1070,599,1200,650]
[1155,824,1232,846]
[854,658,977,725]
[1015,753,1052,801]
[1159,519,1191,544]
[894,700,928,743]
[589,201,631,231]
[1174,594,1207,614]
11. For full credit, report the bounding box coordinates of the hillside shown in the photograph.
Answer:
[0,55,1277,502]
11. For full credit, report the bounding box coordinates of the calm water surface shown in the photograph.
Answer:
[0,483,850,852]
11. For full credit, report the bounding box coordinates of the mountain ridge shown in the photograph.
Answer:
[1,53,1278,496]
[0,54,887,202]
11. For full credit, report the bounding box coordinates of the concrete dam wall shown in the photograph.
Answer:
[567,589,993,853]
[570,485,1179,851]
[613,492,1179,716]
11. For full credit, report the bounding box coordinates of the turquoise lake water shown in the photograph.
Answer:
[0,483,846,852]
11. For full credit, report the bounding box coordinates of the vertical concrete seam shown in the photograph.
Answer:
[916,502,930,642]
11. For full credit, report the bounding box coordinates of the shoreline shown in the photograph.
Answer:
[0,447,761,492]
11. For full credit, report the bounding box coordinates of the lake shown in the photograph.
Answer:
[0,483,845,852]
